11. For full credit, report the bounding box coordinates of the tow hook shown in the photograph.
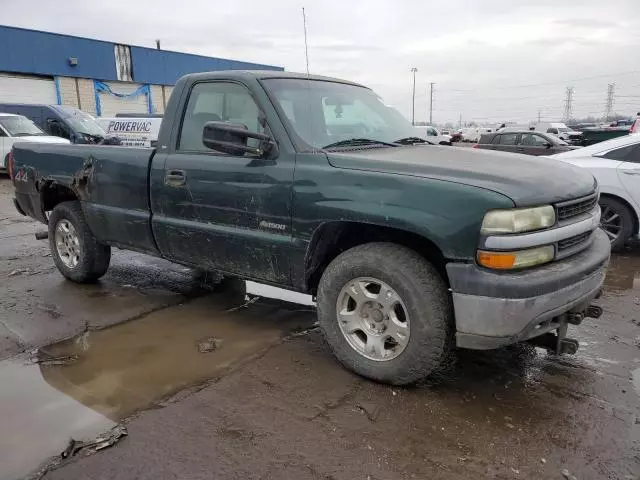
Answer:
[526,321,580,355]
[35,230,48,240]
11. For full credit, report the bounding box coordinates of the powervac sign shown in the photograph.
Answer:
[108,120,153,133]
[97,117,162,148]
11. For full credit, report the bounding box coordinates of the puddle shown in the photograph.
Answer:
[0,360,115,480]
[603,251,640,291]
[0,289,316,479]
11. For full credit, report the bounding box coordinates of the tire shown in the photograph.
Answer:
[316,242,453,385]
[599,197,634,253]
[48,201,111,283]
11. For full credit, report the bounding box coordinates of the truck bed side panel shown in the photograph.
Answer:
[13,143,158,254]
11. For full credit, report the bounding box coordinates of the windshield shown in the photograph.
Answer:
[263,78,421,149]
[557,127,572,133]
[52,105,106,137]
[0,115,45,136]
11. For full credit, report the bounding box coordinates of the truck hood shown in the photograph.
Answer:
[327,145,596,206]
[11,136,70,144]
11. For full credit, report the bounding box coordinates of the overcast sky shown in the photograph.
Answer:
[3,0,640,125]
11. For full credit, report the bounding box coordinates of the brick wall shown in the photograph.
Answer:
[77,78,97,115]
[57,76,79,108]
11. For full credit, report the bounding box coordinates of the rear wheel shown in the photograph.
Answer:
[316,243,452,385]
[49,201,111,283]
[599,197,634,252]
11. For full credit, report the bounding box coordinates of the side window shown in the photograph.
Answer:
[426,127,438,137]
[547,128,558,134]
[491,135,501,144]
[178,82,265,153]
[601,144,640,163]
[0,126,6,137]
[47,119,71,139]
[499,133,518,145]
[521,134,548,146]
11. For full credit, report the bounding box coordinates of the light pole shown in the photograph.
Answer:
[411,67,418,125]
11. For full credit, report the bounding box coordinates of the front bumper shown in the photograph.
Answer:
[447,228,610,350]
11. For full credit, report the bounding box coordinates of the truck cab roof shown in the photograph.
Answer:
[179,70,368,88]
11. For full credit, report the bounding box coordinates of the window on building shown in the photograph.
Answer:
[114,45,133,82]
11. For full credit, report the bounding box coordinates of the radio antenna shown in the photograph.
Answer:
[302,7,310,75]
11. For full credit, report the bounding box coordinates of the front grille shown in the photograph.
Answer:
[556,194,597,221]
[557,231,592,251]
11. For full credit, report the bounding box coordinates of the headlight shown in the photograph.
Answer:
[480,206,555,235]
[477,245,554,270]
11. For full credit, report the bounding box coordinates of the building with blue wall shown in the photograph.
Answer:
[0,25,283,116]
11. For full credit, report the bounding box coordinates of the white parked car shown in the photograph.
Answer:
[420,126,452,145]
[0,113,70,171]
[550,134,640,251]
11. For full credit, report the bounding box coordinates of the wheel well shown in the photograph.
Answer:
[40,182,78,213]
[600,193,639,236]
[304,222,447,295]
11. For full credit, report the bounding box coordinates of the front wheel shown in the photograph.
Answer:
[599,197,634,252]
[49,201,111,283]
[316,243,453,385]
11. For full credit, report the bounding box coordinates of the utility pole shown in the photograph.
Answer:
[604,83,615,121]
[458,113,462,129]
[563,87,574,122]
[411,67,418,125]
[537,109,541,123]
[429,82,434,125]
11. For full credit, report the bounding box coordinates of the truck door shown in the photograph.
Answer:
[151,81,295,284]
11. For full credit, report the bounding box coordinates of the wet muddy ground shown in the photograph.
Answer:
[0,177,639,480]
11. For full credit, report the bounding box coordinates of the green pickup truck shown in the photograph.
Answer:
[10,71,610,385]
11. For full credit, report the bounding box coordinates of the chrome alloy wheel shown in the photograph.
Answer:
[54,220,81,268]
[336,277,410,361]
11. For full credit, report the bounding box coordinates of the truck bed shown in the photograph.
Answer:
[13,143,159,254]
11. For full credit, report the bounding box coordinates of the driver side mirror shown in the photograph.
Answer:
[202,121,275,157]
[544,142,552,148]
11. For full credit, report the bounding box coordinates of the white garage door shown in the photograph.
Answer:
[98,81,149,117]
[0,73,57,104]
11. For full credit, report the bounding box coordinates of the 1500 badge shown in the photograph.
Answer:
[259,220,286,231]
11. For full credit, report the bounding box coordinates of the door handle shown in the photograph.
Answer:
[165,169,186,186]
[622,170,640,176]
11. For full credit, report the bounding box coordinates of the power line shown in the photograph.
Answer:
[436,70,640,93]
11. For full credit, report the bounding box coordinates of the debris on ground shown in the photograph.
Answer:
[226,295,260,312]
[355,402,382,422]
[65,424,128,456]
[8,268,29,276]
[30,350,78,366]
[287,322,320,338]
[197,337,223,353]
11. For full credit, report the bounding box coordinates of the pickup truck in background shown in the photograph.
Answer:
[10,71,610,385]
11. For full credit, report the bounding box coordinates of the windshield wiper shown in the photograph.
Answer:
[321,138,398,149]
[393,137,434,145]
